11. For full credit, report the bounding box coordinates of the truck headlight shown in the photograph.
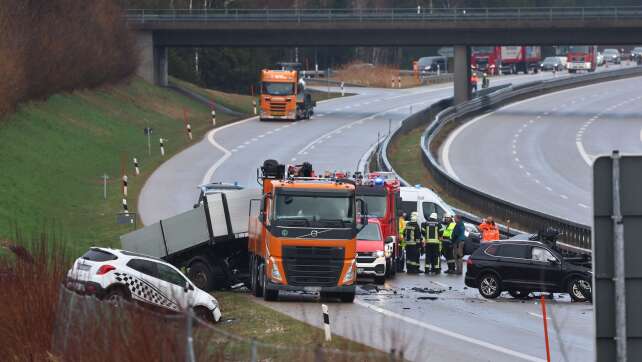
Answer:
[375,250,385,258]
[342,260,356,284]
[270,258,282,282]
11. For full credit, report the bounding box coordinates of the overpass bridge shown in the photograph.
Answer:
[127,6,642,104]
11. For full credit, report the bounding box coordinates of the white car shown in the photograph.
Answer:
[66,247,222,323]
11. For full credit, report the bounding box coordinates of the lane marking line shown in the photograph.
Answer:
[576,141,593,166]
[354,300,546,362]
[578,203,589,209]
[528,312,551,320]
[201,116,257,185]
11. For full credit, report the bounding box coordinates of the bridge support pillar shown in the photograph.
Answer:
[454,45,472,105]
[135,31,168,87]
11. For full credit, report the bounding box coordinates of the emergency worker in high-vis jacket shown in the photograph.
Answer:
[423,212,442,274]
[441,214,456,273]
[403,212,422,273]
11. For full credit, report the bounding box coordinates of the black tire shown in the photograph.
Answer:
[508,289,531,299]
[261,269,278,301]
[340,292,355,303]
[374,275,386,285]
[478,273,502,299]
[568,277,592,302]
[396,253,406,273]
[104,287,129,307]
[188,261,214,291]
[251,256,263,298]
[193,306,214,324]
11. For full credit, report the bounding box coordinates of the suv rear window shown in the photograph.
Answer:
[497,244,528,259]
[82,249,117,262]
[484,245,498,255]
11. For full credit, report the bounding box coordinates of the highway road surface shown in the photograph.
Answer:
[139,71,596,361]
[442,71,642,225]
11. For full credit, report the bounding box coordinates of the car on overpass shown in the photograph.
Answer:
[65,247,222,323]
[464,240,592,302]
[539,56,567,72]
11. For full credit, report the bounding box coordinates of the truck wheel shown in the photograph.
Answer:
[251,257,263,298]
[340,292,355,303]
[188,261,214,291]
[396,254,405,273]
[261,268,278,301]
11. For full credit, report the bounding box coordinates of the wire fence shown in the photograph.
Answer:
[51,287,396,362]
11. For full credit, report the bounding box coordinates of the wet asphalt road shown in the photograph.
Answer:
[442,66,642,225]
[138,72,595,361]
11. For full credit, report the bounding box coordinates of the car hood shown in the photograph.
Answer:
[357,240,384,253]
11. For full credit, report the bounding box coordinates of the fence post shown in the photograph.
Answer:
[186,310,196,362]
[250,339,258,362]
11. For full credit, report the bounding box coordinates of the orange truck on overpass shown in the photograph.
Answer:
[259,66,315,121]
[248,160,367,302]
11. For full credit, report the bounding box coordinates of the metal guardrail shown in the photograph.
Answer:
[379,66,642,253]
[125,6,642,23]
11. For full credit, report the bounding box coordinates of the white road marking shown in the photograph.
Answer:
[355,300,546,362]
[201,116,257,184]
[560,195,568,199]
[528,312,551,320]
[576,141,593,166]
[545,186,553,192]
[432,281,448,288]
[258,134,265,138]
[251,138,258,141]
[578,203,589,209]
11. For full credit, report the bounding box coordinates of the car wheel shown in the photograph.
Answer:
[374,275,386,285]
[104,287,128,307]
[568,277,592,302]
[193,306,214,324]
[188,261,214,291]
[508,289,531,299]
[478,273,502,299]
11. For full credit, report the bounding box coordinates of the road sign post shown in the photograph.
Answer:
[593,152,642,360]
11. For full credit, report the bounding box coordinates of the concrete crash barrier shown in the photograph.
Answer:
[378,66,642,253]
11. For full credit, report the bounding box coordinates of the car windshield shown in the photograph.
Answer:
[274,193,354,226]
[604,49,618,55]
[543,57,558,63]
[359,195,387,217]
[357,223,381,241]
[262,82,294,96]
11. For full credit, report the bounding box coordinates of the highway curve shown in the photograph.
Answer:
[139,72,594,362]
[442,73,642,226]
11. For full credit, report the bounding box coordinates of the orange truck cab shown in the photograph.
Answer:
[259,68,315,121]
[248,160,367,302]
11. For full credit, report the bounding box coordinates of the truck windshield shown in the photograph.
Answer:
[568,46,590,53]
[358,223,381,241]
[262,82,294,96]
[360,195,387,218]
[472,47,494,54]
[274,194,354,227]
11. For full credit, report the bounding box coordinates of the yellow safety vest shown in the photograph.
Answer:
[442,222,456,239]
[424,222,441,244]
[399,218,406,236]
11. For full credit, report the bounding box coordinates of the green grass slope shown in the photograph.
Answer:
[0,78,252,254]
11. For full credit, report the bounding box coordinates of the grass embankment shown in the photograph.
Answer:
[332,63,420,88]
[0,78,252,256]
[216,292,389,358]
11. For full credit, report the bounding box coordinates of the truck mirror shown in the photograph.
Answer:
[356,198,368,230]
[184,281,190,293]
[385,236,394,244]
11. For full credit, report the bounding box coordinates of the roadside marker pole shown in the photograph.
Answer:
[252,100,257,115]
[186,123,193,140]
[122,175,128,197]
[133,158,140,176]
[391,77,395,88]
[340,82,345,96]
[100,174,109,200]
[211,107,216,126]
[398,75,402,88]
[183,109,192,140]
[122,198,129,214]
[540,295,551,362]
[160,138,165,156]
[321,304,331,341]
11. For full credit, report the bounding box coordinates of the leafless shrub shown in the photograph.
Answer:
[0,0,138,117]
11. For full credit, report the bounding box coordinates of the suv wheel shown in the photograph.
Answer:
[105,287,128,307]
[508,289,531,299]
[478,273,502,299]
[568,277,591,302]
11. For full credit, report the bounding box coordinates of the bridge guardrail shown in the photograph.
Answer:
[125,6,642,23]
[379,66,642,253]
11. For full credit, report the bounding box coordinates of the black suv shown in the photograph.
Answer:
[465,240,592,302]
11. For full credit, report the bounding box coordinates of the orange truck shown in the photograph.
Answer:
[258,66,315,121]
[248,160,367,302]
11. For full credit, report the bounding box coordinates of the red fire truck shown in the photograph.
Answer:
[354,172,402,277]
[566,45,598,73]
[471,46,542,75]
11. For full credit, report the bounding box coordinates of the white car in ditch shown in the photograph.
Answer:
[66,247,222,323]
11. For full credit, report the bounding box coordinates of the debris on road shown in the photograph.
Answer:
[411,287,444,294]
[417,296,438,301]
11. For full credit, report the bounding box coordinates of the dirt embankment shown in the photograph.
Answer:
[0,0,138,117]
